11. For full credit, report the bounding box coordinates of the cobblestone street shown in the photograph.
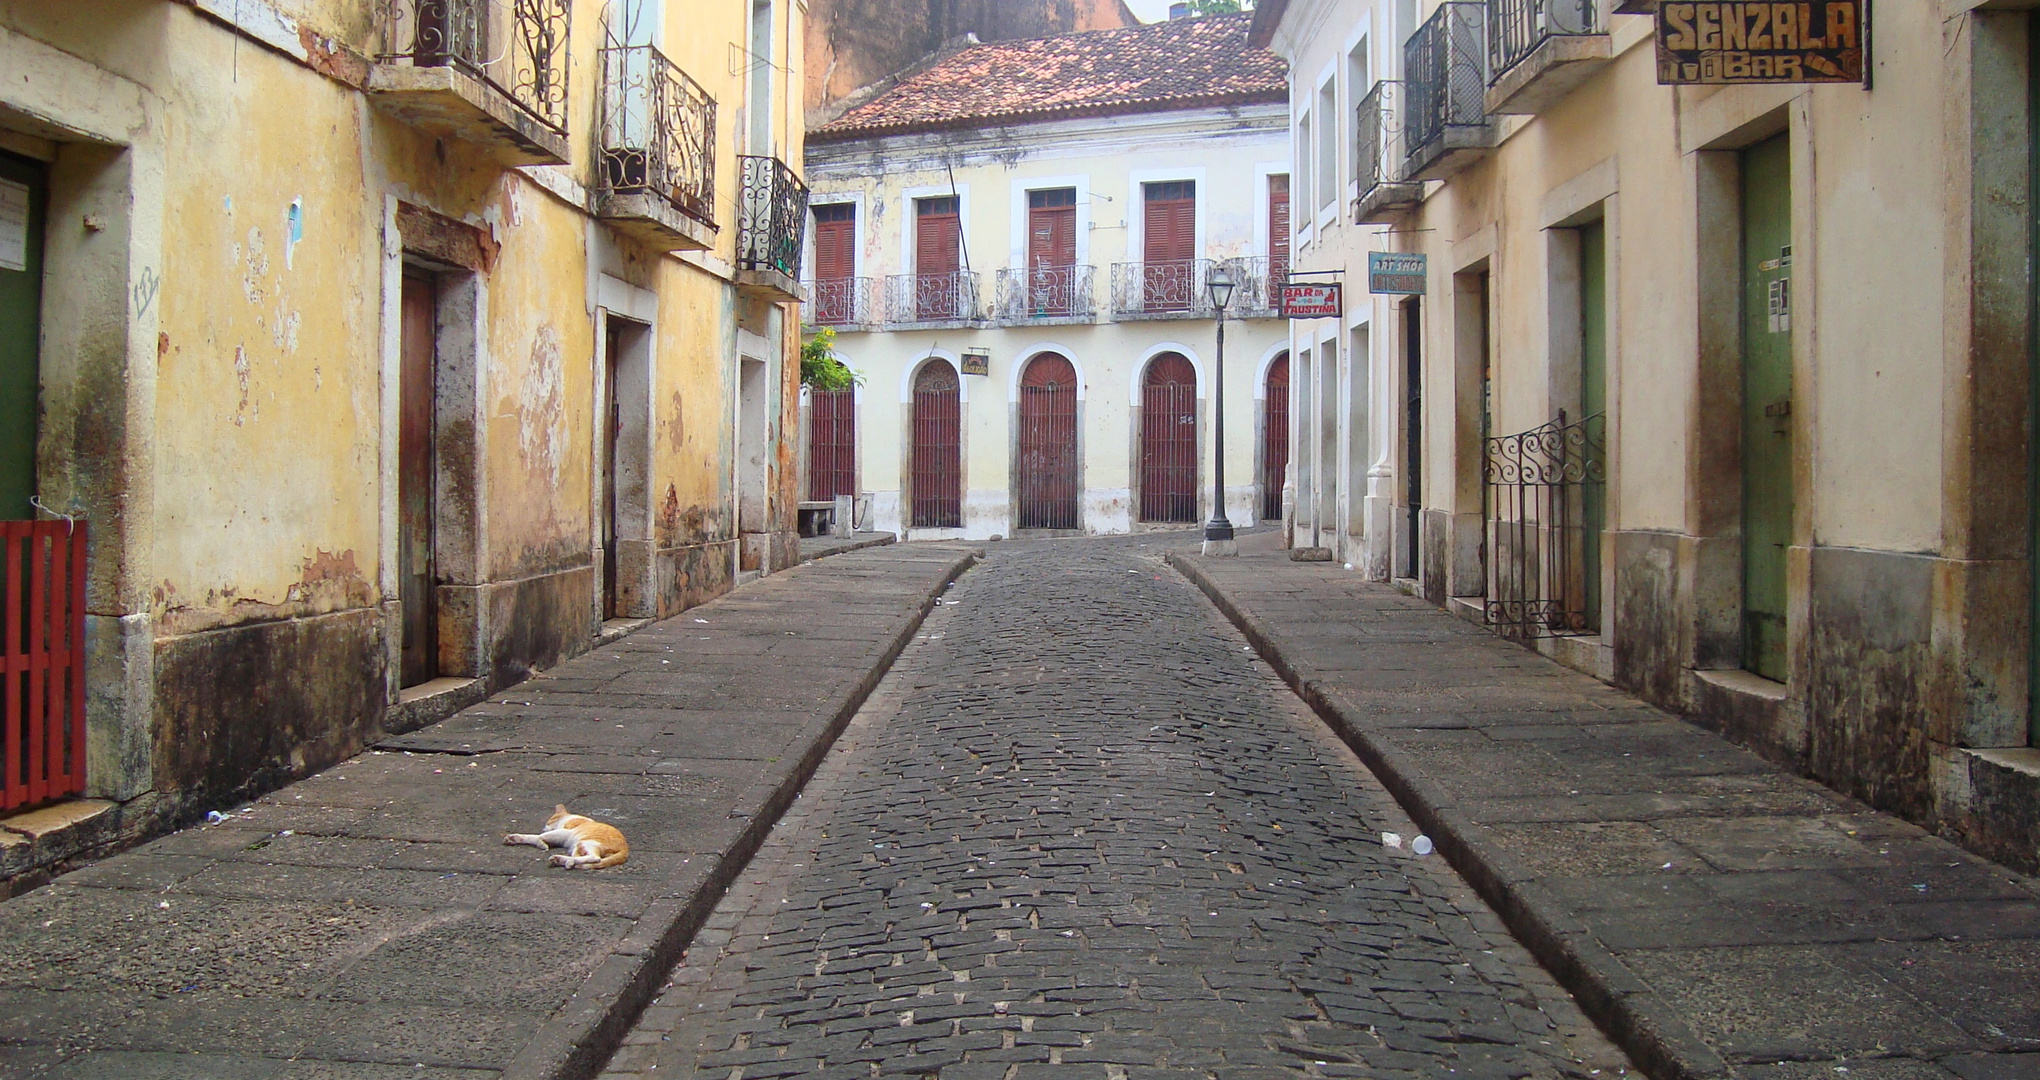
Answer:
[604,537,1633,1080]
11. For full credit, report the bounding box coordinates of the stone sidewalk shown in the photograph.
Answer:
[0,543,978,1080]
[1171,547,2040,1080]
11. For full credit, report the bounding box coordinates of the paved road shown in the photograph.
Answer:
[602,537,1633,1080]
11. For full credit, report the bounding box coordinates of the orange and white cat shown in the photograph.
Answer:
[504,805,630,869]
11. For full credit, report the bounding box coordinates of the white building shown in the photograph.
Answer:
[801,15,1294,541]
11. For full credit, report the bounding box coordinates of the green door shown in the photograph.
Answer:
[1740,135,1793,681]
[1579,219,1607,632]
[0,152,46,522]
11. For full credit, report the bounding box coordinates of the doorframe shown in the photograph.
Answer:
[1127,342,1206,528]
[901,352,967,535]
[593,274,658,621]
[1008,344,1087,532]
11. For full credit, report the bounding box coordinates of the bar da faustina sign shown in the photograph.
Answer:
[1656,2,1865,85]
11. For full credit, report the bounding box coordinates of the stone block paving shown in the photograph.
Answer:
[1171,548,2040,1080]
[0,544,976,1079]
[605,536,1634,1080]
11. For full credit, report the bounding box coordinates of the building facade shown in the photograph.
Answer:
[802,15,1293,542]
[0,0,808,879]
[1253,0,2040,872]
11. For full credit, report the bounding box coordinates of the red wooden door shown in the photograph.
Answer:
[1143,181,1196,312]
[1261,351,1290,521]
[1141,352,1198,523]
[1027,189,1078,316]
[4,520,86,812]
[916,197,961,320]
[1268,175,1291,296]
[1017,353,1078,530]
[812,203,856,324]
[808,389,855,500]
[398,273,438,688]
[911,361,961,527]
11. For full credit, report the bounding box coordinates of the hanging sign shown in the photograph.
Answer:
[1655,1,1866,85]
[959,349,990,377]
[1367,251,1427,296]
[1280,281,1342,319]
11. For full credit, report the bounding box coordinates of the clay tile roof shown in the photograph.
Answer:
[811,14,1288,142]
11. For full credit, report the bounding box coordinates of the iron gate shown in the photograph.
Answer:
[4,520,86,812]
[1141,355,1198,523]
[911,366,962,528]
[808,390,854,502]
[1261,353,1290,521]
[1017,357,1079,530]
[1484,410,1604,641]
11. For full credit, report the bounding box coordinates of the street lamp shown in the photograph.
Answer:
[1202,265,1237,556]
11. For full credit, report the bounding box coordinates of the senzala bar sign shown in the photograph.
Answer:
[1656,1,1865,85]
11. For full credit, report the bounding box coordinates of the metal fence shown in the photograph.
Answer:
[911,373,963,528]
[885,272,983,323]
[1140,375,1199,523]
[737,155,809,280]
[1017,382,1079,529]
[1404,2,1488,167]
[1111,259,1218,319]
[4,521,87,813]
[994,265,1096,322]
[598,43,716,225]
[378,0,572,136]
[804,277,874,327]
[1483,410,1604,640]
[1490,0,1602,79]
[807,389,855,502]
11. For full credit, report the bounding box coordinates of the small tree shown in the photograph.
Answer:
[801,327,859,391]
[1186,0,1251,13]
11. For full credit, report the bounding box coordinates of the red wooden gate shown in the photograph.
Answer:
[911,362,962,528]
[808,389,855,501]
[1017,353,1078,530]
[4,520,86,812]
[1140,353,1198,523]
[1262,352,1290,521]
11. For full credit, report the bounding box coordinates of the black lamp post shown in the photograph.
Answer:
[1203,265,1237,555]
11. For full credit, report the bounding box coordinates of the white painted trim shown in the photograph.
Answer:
[1007,174,1093,270]
[901,183,971,279]
[1127,166,1210,264]
[901,348,968,404]
[1252,341,1291,401]
[597,273,659,324]
[1131,341,1207,399]
[187,0,309,62]
[1007,343,1089,402]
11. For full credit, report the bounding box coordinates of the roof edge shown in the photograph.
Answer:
[808,89,1288,144]
[1247,0,1291,48]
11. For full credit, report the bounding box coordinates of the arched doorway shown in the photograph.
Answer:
[1261,351,1289,521]
[1016,353,1079,530]
[1140,352,1198,523]
[911,360,962,528]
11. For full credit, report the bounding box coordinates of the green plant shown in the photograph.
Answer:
[1186,0,1251,13]
[801,327,859,391]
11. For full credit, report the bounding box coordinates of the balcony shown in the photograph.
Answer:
[1355,81,1423,223]
[370,0,571,166]
[993,265,1097,324]
[1222,257,1286,319]
[884,272,984,327]
[596,43,716,251]
[1486,0,1610,115]
[1110,259,1219,320]
[803,277,876,329]
[736,155,809,301]
[1403,1,1494,182]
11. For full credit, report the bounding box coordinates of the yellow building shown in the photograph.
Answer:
[0,0,808,869]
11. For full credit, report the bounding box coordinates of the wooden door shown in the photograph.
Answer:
[916,197,961,320]
[1740,135,1792,682]
[1142,181,1196,312]
[812,202,855,324]
[808,389,855,501]
[1141,353,1198,523]
[1027,189,1077,315]
[1405,298,1423,578]
[0,152,45,523]
[1017,353,1078,530]
[1268,174,1291,294]
[1261,352,1290,521]
[911,361,961,527]
[398,273,438,687]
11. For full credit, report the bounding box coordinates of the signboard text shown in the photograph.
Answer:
[1656,1,1865,85]
[1368,252,1427,296]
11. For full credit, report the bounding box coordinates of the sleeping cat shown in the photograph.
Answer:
[503,804,630,869]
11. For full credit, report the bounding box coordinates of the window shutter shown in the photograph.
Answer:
[1143,183,1195,264]
[814,205,855,283]
[1268,176,1291,286]
[1030,206,1075,268]
[916,199,960,276]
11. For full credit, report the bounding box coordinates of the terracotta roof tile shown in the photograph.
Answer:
[811,14,1287,141]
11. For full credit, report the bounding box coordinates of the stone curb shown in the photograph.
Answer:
[799,533,898,564]
[1167,551,1729,1080]
[505,546,982,1080]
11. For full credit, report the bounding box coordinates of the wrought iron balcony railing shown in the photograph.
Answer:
[885,272,984,323]
[378,0,571,136]
[1357,81,1408,200]
[1404,2,1489,174]
[1483,410,1606,641]
[738,155,809,281]
[1223,256,1283,317]
[994,265,1097,322]
[1489,0,1602,81]
[804,277,876,327]
[1110,259,1218,319]
[598,43,716,226]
